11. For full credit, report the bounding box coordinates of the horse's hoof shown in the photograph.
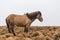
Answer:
[14,34,16,36]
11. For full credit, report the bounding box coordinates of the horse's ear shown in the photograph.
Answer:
[37,11,41,16]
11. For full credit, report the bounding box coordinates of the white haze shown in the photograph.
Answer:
[0,0,60,26]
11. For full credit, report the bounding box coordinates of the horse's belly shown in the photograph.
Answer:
[14,19,25,25]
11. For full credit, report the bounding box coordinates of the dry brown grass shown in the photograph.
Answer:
[0,26,60,40]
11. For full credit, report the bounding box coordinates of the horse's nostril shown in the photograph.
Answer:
[41,20,43,22]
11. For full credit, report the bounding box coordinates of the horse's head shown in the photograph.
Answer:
[26,11,43,22]
[36,11,43,22]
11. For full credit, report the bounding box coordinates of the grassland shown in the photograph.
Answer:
[0,26,60,40]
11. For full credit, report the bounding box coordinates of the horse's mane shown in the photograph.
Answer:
[26,11,41,16]
[26,11,41,20]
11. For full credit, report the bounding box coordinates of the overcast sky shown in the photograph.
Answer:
[0,0,60,26]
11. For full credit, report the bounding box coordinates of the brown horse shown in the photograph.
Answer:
[6,11,43,36]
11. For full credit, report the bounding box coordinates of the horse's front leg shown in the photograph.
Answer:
[24,26,28,32]
[24,24,30,32]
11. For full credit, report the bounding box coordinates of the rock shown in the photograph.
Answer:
[0,35,6,40]
[5,33,14,38]
[16,34,25,38]
[32,36,45,40]
[45,36,53,40]
[14,37,25,40]
[6,37,15,40]
[25,38,32,40]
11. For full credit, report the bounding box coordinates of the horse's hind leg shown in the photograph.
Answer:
[7,25,11,33]
[6,23,11,33]
[11,25,16,36]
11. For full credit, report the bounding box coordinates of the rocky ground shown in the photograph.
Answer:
[0,26,60,40]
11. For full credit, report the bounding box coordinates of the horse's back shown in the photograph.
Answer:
[6,14,24,20]
[6,14,15,19]
[6,14,16,22]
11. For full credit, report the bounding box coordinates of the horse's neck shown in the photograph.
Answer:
[26,13,37,20]
[31,18,36,22]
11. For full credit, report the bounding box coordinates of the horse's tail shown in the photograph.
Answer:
[6,18,9,27]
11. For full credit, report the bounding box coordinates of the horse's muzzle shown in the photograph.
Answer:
[40,17,43,22]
